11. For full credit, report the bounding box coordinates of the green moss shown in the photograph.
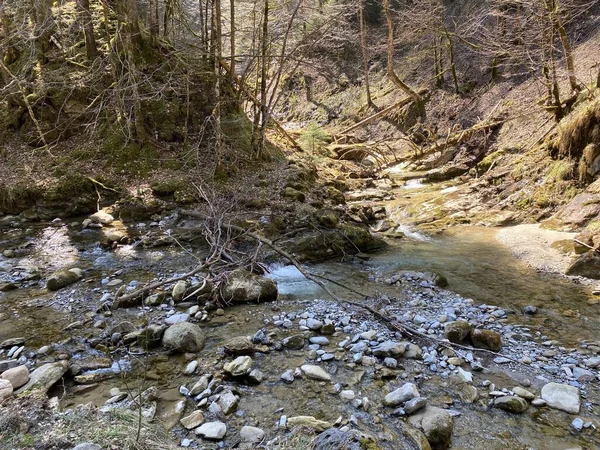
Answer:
[103,126,159,176]
[546,159,572,182]
[143,98,182,142]
[0,183,43,211]
[477,149,505,173]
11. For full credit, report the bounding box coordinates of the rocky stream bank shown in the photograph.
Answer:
[1,167,600,450]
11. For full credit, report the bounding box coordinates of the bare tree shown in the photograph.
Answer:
[382,0,422,102]
[76,0,98,60]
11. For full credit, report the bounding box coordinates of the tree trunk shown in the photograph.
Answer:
[444,28,459,95]
[358,0,374,108]
[211,0,223,167]
[254,0,269,158]
[229,0,235,82]
[383,0,421,102]
[149,0,159,41]
[76,0,98,60]
[33,0,53,63]
[545,0,578,92]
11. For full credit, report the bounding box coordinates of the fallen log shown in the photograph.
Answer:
[336,88,428,137]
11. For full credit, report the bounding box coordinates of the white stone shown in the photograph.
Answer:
[541,382,580,414]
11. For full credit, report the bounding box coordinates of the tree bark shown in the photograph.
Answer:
[229,0,235,82]
[149,0,159,41]
[358,0,375,108]
[32,0,53,63]
[76,0,98,60]
[383,0,421,102]
[545,0,578,92]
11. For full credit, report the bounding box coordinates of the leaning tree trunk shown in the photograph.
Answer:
[76,0,98,60]
[382,0,421,103]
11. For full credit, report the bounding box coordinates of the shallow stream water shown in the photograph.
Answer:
[1,181,599,449]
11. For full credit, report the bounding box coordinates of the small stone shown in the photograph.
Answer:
[195,421,227,440]
[281,370,295,383]
[240,426,265,443]
[217,390,239,415]
[512,387,534,400]
[181,410,205,429]
[184,360,198,375]
[287,416,332,432]
[494,396,528,414]
[404,397,427,415]
[340,390,355,402]
[300,364,331,381]
[309,337,329,345]
[384,383,420,407]
[224,356,253,377]
[571,417,584,432]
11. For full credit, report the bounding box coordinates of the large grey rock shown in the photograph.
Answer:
[17,361,69,396]
[1,365,29,389]
[196,421,227,440]
[240,426,265,443]
[494,396,528,414]
[409,406,454,449]
[219,269,278,303]
[541,382,580,414]
[0,379,13,404]
[300,364,331,381]
[384,383,420,406]
[162,322,205,352]
[224,356,253,377]
[47,268,83,291]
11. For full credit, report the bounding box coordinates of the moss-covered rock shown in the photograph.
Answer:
[316,210,339,229]
[279,223,386,262]
[282,187,306,202]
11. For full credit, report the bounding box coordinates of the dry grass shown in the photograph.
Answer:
[557,93,600,158]
[0,398,177,450]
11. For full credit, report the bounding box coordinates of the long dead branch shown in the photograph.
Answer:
[113,263,209,308]
[336,88,428,137]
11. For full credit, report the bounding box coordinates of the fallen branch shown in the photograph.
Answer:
[336,88,428,137]
[113,263,209,308]
[574,238,600,254]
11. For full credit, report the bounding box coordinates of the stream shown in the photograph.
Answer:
[1,176,599,450]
